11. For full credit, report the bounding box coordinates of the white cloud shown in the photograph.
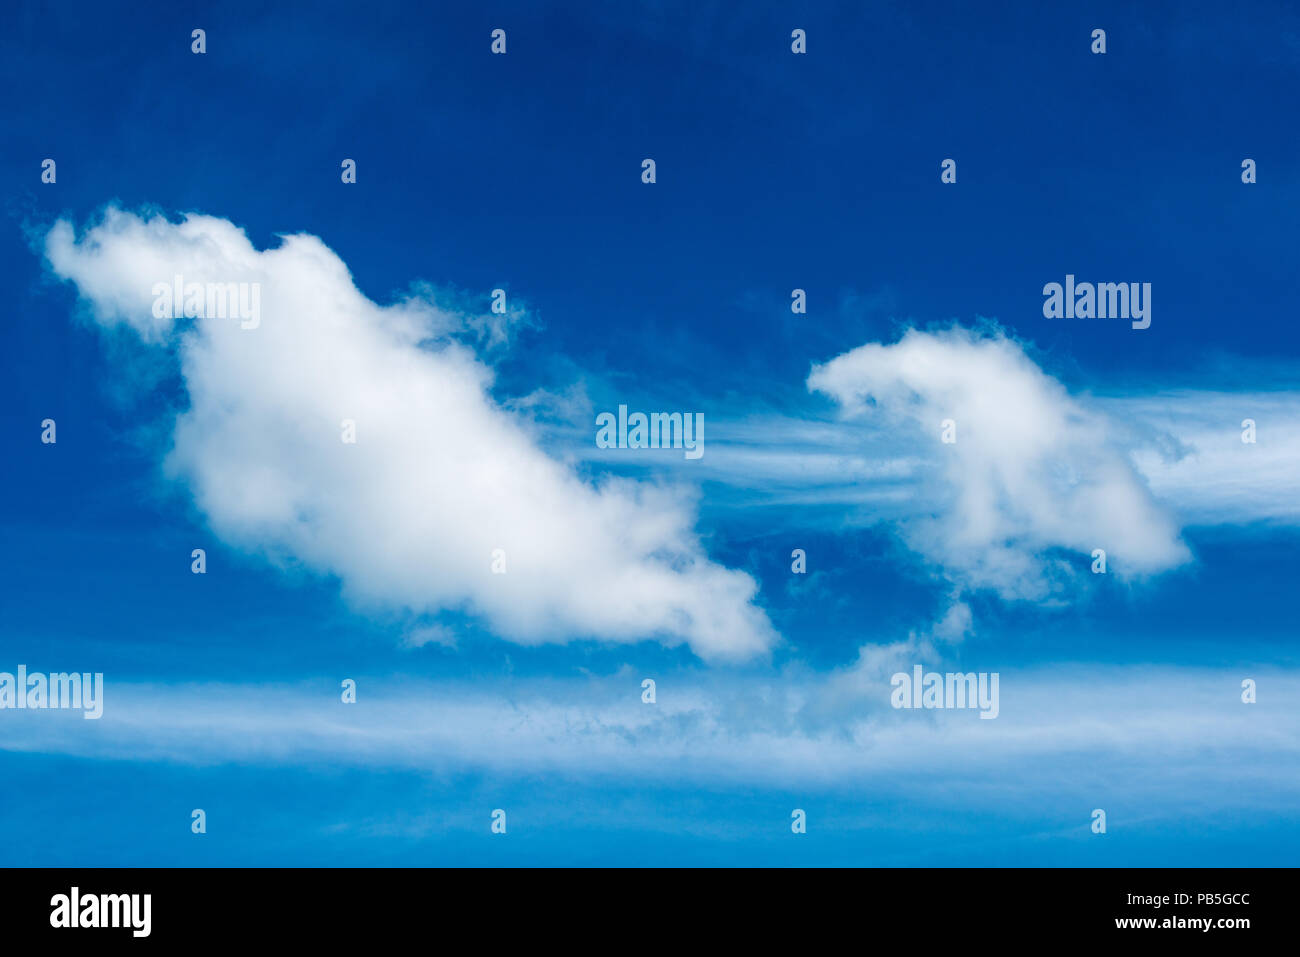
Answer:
[807,327,1192,600]
[43,207,775,661]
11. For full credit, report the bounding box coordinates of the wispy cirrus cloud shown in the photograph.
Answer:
[571,374,1300,533]
[1109,390,1300,527]
[3,665,1295,816]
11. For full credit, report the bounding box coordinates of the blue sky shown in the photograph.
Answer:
[2,0,1298,865]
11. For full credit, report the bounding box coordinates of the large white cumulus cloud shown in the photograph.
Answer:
[44,207,776,661]
[808,327,1191,600]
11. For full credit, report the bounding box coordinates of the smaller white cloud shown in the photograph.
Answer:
[808,327,1192,600]
[402,624,458,649]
